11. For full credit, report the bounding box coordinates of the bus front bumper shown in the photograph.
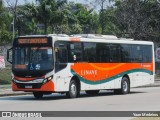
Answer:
[12,80,54,92]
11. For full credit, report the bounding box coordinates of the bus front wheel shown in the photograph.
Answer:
[33,92,43,99]
[66,80,79,98]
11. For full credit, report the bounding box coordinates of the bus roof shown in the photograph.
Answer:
[19,34,153,45]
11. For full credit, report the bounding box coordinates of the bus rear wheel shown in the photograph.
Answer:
[33,92,43,99]
[85,90,99,95]
[66,80,79,98]
[114,77,130,94]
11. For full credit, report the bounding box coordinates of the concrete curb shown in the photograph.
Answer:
[0,92,31,97]
[137,84,160,88]
[135,80,160,88]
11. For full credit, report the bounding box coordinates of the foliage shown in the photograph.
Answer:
[0,30,12,44]
[0,0,12,44]
[114,0,160,41]
[1,0,160,42]
[0,66,12,84]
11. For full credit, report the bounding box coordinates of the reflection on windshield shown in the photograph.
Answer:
[13,47,53,71]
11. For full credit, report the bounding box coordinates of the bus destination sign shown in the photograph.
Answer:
[18,38,47,44]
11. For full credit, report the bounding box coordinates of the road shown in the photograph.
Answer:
[0,87,160,120]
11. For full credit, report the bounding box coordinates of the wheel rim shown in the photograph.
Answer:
[71,83,77,95]
[122,80,128,92]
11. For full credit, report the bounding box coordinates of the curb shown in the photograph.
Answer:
[0,92,31,97]
[137,84,160,88]
[0,85,11,89]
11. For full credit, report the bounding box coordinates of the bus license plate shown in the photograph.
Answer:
[25,85,32,89]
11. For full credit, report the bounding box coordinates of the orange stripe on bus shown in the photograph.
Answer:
[71,63,153,81]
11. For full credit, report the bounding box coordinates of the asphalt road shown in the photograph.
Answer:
[0,87,160,120]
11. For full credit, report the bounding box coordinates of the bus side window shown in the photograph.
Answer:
[121,44,132,62]
[56,48,68,63]
[96,43,110,63]
[142,45,152,63]
[131,45,143,62]
[68,42,82,62]
[83,43,96,62]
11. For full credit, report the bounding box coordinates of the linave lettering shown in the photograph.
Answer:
[80,70,97,75]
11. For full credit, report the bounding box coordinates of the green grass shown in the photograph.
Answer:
[156,74,160,79]
[0,65,12,85]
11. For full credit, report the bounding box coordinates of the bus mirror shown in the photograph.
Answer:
[7,48,13,64]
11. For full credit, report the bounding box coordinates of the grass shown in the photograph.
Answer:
[0,65,12,85]
[156,74,160,79]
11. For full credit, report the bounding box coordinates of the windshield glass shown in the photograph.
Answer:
[13,47,54,71]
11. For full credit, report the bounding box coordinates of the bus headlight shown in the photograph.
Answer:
[33,79,44,83]
[43,75,53,84]
[12,79,19,83]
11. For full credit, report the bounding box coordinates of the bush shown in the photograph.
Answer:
[0,66,12,84]
[0,30,12,44]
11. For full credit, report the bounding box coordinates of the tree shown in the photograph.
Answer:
[35,0,68,34]
[0,0,12,44]
[18,3,38,35]
[74,3,94,34]
[102,7,120,35]
[114,0,160,41]
[95,0,114,34]
[0,0,4,28]
[88,12,101,34]
[51,1,74,34]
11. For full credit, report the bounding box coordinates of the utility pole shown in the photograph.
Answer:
[101,0,105,35]
[11,17,15,39]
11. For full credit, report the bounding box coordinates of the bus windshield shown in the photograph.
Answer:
[13,47,54,71]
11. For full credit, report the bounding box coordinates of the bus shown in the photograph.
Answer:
[7,34,155,99]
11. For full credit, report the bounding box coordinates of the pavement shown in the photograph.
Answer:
[0,84,31,97]
[0,80,160,97]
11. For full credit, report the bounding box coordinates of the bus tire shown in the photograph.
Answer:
[85,90,99,95]
[114,77,130,94]
[33,92,43,99]
[121,77,130,94]
[66,80,79,98]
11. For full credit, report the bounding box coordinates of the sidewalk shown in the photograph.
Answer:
[0,85,31,97]
[0,80,160,97]
[139,79,160,87]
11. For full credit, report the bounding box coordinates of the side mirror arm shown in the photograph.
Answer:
[7,48,13,64]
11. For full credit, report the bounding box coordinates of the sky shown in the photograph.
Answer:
[3,0,36,6]
[3,0,98,10]
[3,0,86,6]
[3,0,112,11]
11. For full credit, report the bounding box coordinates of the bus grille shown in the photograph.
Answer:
[16,83,42,89]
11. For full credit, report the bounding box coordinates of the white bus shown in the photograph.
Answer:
[7,34,155,98]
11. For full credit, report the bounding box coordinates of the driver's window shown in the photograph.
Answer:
[55,41,68,72]
[56,47,67,63]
